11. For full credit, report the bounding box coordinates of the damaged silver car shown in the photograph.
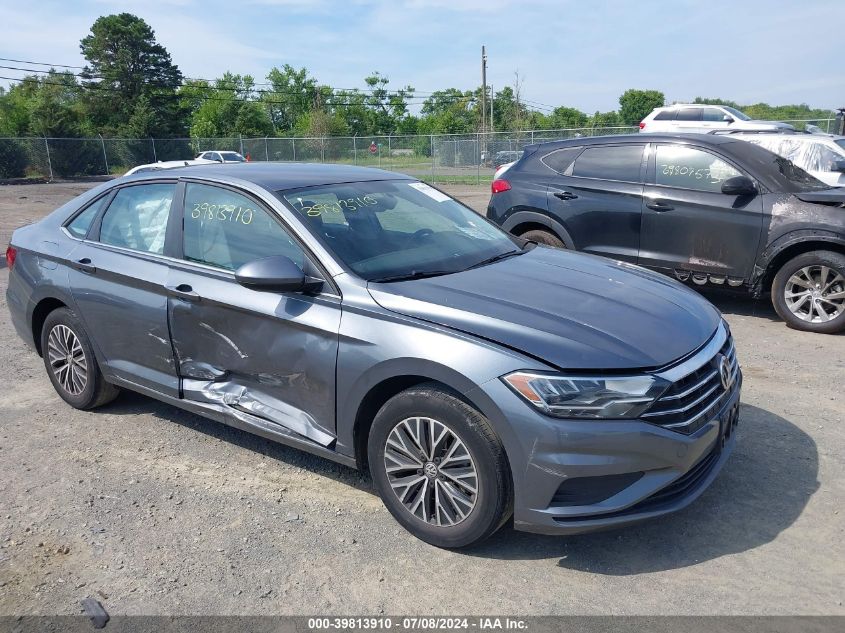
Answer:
[6,163,741,547]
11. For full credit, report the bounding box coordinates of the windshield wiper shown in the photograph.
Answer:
[465,249,525,271]
[369,269,456,283]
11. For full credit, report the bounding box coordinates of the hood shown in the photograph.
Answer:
[368,247,721,371]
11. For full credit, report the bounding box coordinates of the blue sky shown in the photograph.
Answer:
[1,0,843,115]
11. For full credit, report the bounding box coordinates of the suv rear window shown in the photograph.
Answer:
[654,110,675,121]
[571,145,644,182]
[541,147,582,174]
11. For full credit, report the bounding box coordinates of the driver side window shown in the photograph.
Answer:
[182,183,305,271]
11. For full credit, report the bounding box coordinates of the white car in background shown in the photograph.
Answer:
[123,151,247,176]
[640,104,794,134]
[729,133,845,187]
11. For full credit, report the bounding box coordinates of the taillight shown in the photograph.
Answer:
[5,245,16,269]
[491,179,511,194]
[639,121,646,129]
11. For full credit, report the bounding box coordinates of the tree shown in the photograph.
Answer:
[80,13,185,135]
[186,73,272,138]
[618,89,665,125]
[263,65,322,133]
[546,106,589,130]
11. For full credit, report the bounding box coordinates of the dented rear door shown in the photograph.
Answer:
[166,181,341,446]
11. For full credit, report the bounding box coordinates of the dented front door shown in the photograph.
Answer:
[166,181,341,446]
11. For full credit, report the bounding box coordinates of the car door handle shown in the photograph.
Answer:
[646,200,674,212]
[554,191,578,200]
[166,284,200,302]
[74,258,96,274]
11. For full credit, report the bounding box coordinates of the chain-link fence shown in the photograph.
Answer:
[0,119,836,183]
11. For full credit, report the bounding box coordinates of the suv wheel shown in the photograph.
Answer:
[367,384,513,548]
[772,250,845,334]
[41,308,120,409]
[520,229,564,248]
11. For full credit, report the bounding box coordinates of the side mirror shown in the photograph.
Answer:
[721,175,757,196]
[723,115,734,123]
[235,255,322,293]
[830,159,845,173]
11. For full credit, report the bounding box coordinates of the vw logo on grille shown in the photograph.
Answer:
[718,354,734,391]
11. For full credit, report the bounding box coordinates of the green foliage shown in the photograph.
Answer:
[80,13,184,136]
[0,139,27,178]
[618,89,665,125]
[0,11,837,147]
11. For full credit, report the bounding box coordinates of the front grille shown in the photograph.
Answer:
[641,332,739,434]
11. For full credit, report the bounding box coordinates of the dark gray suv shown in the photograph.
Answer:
[6,163,740,547]
[488,133,845,334]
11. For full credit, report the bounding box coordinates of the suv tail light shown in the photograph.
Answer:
[639,121,646,129]
[6,245,16,270]
[491,179,511,194]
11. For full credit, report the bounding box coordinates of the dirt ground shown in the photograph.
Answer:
[0,181,843,616]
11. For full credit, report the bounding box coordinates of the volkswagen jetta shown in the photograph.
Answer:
[5,163,741,547]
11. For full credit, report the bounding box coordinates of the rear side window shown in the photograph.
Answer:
[702,109,726,122]
[99,184,175,254]
[654,110,675,121]
[541,147,582,174]
[66,195,109,239]
[654,145,742,192]
[675,108,702,121]
[183,183,305,271]
[571,145,644,182]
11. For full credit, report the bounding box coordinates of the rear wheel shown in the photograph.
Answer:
[520,229,564,248]
[771,250,845,334]
[41,308,120,409]
[367,384,512,548]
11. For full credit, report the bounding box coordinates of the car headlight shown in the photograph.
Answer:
[502,371,669,419]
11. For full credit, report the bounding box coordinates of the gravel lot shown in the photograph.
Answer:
[0,181,843,616]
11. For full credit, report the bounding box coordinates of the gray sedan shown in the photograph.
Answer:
[5,163,741,547]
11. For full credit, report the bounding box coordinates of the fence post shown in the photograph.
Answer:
[321,139,325,163]
[239,134,244,156]
[99,134,109,176]
[150,138,157,162]
[476,133,480,185]
[292,138,296,161]
[387,135,391,171]
[265,137,269,161]
[353,136,357,165]
[430,135,435,182]
[44,137,53,181]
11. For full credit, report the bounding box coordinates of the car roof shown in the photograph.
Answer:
[125,162,413,190]
[731,132,845,143]
[525,132,739,151]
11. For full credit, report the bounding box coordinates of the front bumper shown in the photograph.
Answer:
[468,363,741,536]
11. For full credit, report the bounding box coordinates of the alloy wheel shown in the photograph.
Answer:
[383,417,478,527]
[47,324,88,396]
[784,265,845,323]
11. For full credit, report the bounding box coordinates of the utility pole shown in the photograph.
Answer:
[481,46,487,134]
[490,83,494,132]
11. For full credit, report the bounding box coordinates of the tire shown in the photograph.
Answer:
[771,250,845,334]
[520,229,564,248]
[40,307,120,409]
[367,384,513,548]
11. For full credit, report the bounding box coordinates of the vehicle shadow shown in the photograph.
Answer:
[101,390,373,492]
[464,404,819,572]
[694,287,781,322]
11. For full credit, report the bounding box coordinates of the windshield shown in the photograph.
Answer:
[220,152,246,162]
[279,180,520,281]
[772,156,831,191]
[722,106,751,121]
[835,139,845,152]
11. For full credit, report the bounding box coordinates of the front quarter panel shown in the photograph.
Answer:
[333,279,550,461]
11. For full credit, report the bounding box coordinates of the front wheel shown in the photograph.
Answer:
[771,250,845,334]
[368,385,513,548]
